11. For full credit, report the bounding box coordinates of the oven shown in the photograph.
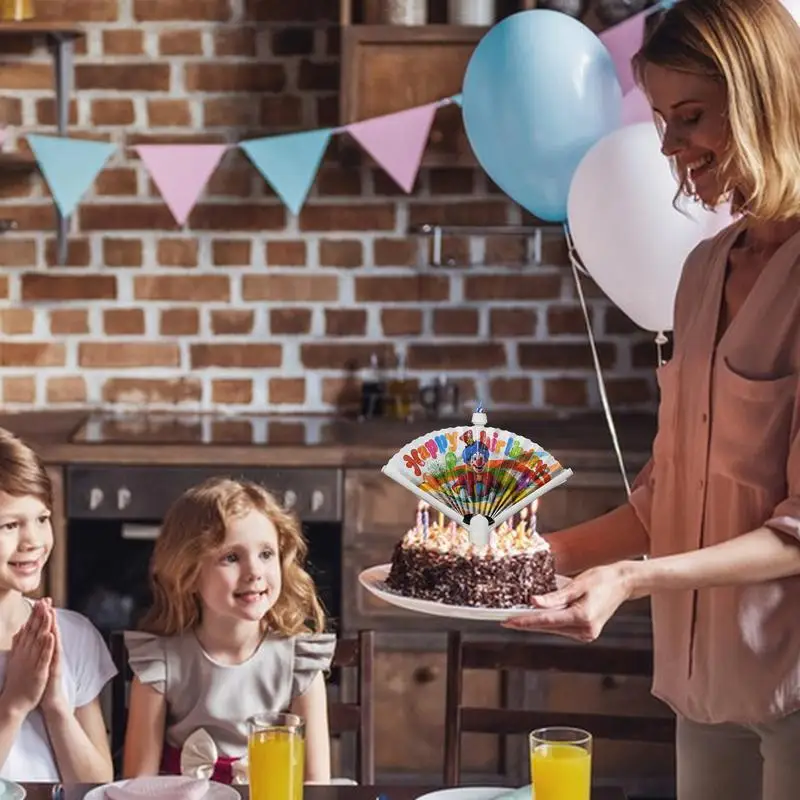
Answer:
[65,464,344,636]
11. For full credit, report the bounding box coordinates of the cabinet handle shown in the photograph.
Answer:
[413,665,439,684]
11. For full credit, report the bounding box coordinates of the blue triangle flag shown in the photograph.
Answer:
[27,134,117,217]
[451,93,463,107]
[240,129,332,215]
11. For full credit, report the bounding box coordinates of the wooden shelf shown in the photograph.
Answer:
[0,151,38,171]
[0,21,83,37]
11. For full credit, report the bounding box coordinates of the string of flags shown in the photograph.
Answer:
[4,1,674,227]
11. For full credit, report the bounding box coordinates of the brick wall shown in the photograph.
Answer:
[0,0,658,415]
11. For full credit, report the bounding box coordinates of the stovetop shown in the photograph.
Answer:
[70,411,356,446]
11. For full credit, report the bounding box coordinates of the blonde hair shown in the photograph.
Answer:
[633,0,800,220]
[0,428,52,511]
[139,477,326,637]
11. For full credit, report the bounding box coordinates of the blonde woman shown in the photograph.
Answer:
[122,477,335,783]
[504,1,800,797]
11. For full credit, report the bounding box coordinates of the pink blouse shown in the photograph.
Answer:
[630,219,800,725]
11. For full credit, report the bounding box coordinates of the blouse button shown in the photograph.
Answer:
[702,413,708,423]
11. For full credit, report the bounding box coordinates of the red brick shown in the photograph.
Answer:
[606,378,655,406]
[0,63,53,90]
[76,63,170,91]
[547,306,589,335]
[244,0,337,21]
[47,377,86,404]
[325,309,366,337]
[355,275,449,303]
[0,276,7,299]
[214,29,257,57]
[372,169,421,196]
[272,28,314,55]
[80,204,177,231]
[206,167,252,199]
[44,238,92,267]
[485,236,529,266]
[316,96,338,127]
[191,204,285,231]
[35,98,78,126]
[160,308,199,336]
[212,240,251,266]
[426,236,469,267]
[190,344,281,369]
[632,340,667,368]
[37,0,118,20]
[184,63,285,93]
[104,308,145,335]
[243,274,337,302]
[266,240,306,266]
[96,167,138,196]
[407,344,505,371]
[490,308,537,337]
[433,309,479,336]
[1,343,65,367]
[464,275,561,301]
[297,60,338,92]
[135,275,229,302]
[544,378,588,407]
[134,0,231,20]
[268,378,305,405]
[490,378,532,405]
[204,97,256,128]
[0,240,36,266]
[316,166,362,196]
[520,343,616,370]
[50,309,89,335]
[301,343,395,370]
[0,204,53,231]
[408,202,509,227]
[540,234,569,265]
[429,168,474,195]
[299,204,394,231]
[259,95,303,128]
[21,274,116,301]
[102,30,144,55]
[103,239,142,267]
[381,309,422,336]
[211,310,254,335]
[605,307,642,335]
[157,239,199,268]
[373,238,418,267]
[0,98,22,125]
[319,239,362,268]
[128,132,225,146]
[92,98,136,126]
[270,308,311,335]
[321,377,360,409]
[147,99,191,127]
[0,309,34,335]
[212,379,253,405]
[102,378,201,404]
[159,30,203,55]
[79,342,180,368]
[3,376,35,403]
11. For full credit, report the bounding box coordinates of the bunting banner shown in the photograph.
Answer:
[136,144,228,226]
[26,134,116,217]
[240,129,333,215]
[599,12,646,95]
[346,104,438,193]
[621,87,652,126]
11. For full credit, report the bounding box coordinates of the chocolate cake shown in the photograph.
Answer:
[385,503,556,608]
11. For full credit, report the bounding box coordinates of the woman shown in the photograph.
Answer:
[504,1,800,797]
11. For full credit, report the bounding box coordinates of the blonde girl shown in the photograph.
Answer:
[122,477,335,784]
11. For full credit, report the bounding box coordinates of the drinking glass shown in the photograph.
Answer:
[529,726,592,800]
[247,712,305,800]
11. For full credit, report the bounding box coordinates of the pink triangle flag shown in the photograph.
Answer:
[621,87,653,126]
[346,103,438,193]
[600,11,646,96]
[135,144,228,226]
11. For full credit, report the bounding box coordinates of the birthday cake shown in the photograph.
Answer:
[385,502,556,608]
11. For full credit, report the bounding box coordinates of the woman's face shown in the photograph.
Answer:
[643,63,730,205]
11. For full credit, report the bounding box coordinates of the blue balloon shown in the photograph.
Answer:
[462,10,622,222]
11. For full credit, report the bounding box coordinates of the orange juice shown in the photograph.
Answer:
[248,728,304,800]
[531,742,591,800]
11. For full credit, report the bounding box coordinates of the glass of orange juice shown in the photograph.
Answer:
[529,726,592,800]
[247,712,305,800]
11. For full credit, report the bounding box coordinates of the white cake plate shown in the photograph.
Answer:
[358,564,568,622]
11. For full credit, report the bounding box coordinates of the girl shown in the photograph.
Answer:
[123,477,336,784]
[0,427,116,781]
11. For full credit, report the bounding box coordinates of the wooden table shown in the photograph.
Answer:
[23,784,627,800]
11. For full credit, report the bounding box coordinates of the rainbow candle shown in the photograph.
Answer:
[422,505,430,539]
[438,510,445,528]
[416,501,423,530]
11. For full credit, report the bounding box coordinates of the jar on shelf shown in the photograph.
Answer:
[1,0,34,20]
[364,0,427,25]
[448,0,495,25]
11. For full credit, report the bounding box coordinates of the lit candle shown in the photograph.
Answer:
[416,500,423,530]
[422,505,430,539]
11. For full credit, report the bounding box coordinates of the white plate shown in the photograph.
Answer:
[0,780,25,800]
[83,780,238,800]
[416,787,529,800]
[359,564,567,622]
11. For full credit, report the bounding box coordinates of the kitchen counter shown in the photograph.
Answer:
[0,409,656,468]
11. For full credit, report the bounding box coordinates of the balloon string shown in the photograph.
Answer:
[655,330,669,366]
[565,232,632,497]
[562,223,590,276]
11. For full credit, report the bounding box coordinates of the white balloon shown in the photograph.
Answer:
[566,122,732,332]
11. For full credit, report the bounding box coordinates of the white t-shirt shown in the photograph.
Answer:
[0,607,117,781]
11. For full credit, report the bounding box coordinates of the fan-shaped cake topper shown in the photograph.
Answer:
[382,404,573,547]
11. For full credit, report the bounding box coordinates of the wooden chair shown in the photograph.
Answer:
[443,630,676,786]
[109,629,375,784]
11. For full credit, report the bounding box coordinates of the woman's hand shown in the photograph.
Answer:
[40,599,70,718]
[502,562,637,642]
[0,600,54,717]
